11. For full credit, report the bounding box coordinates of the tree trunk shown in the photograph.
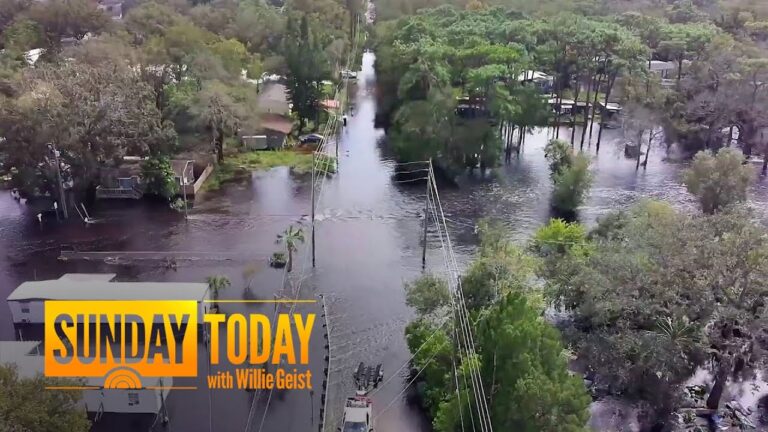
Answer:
[643,130,653,170]
[555,72,562,139]
[588,73,604,143]
[706,358,732,410]
[517,126,524,154]
[570,76,581,147]
[505,125,514,163]
[580,73,594,150]
[763,150,767,175]
[287,249,293,273]
[677,58,683,86]
[636,130,643,170]
[216,126,225,162]
[596,73,616,153]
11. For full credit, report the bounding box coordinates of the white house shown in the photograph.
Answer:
[518,70,554,93]
[0,341,173,418]
[6,274,211,326]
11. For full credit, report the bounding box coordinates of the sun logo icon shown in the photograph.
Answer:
[103,367,142,389]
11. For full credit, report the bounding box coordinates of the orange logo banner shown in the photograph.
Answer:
[44,300,198,388]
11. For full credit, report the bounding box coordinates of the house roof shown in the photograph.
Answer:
[7,279,210,301]
[649,60,676,72]
[260,113,292,135]
[518,70,552,82]
[257,83,290,115]
[58,273,117,282]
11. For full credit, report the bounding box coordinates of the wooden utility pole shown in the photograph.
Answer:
[49,144,68,219]
[422,160,431,268]
[311,152,316,268]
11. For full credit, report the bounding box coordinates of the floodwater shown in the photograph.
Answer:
[2,52,768,432]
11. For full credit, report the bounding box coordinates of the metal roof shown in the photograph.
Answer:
[7,279,209,301]
[0,341,42,379]
[58,273,117,282]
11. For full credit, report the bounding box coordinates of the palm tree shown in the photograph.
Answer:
[206,275,231,309]
[276,226,305,272]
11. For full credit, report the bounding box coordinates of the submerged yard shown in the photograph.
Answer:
[202,150,337,191]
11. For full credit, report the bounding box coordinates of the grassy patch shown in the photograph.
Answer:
[201,150,338,192]
[230,150,315,173]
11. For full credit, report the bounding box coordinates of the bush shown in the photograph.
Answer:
[544,139,573,179]
[683,148,753,214]
[551,153,593,212]
[141,156,178,199]
[531,218,588,257]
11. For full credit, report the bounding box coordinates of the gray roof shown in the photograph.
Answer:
[257,83,290,115]
[8,279,209,301]
[58,273,117,282]
[649,60,676,72]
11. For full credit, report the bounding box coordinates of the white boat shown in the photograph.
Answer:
[340,395,373,432]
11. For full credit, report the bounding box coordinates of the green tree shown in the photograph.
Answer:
[209,38,250,76]
[0,364,90,432]
[531,218,588,258]
[25,0,110,51]
[551,153,593,213]
[544,201,768,423]
[683,148,753,214]
[276,225,305,272]
[141,156,178,199]
[2,18,41,53]
[658,22,718,83]
[544,139,572,179]
[124,1,186,42]
[405,274,450,316]
[189,80,247,162]
[477,292,591,432]
[404,217,587,431]
[0,60,176,197]
[404,318,453,417]
[284,14,329,132]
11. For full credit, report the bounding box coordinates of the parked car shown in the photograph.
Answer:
[299,133,325,145]
[340,70,357,80]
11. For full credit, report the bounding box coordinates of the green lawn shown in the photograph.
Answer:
[230,150,315,173]
[202,150,337,192]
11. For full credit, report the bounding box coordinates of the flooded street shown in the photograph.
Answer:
[3,50,768,432]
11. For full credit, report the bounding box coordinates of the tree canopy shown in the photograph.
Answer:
[404,223,590,432]
[0,365,90,432]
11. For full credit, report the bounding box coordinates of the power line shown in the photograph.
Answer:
[426,162,494,431]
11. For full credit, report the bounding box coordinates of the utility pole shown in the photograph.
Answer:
[422,160,431,269]
[48,144,68,219]
[311,152,316,268]
[182,174,189,220]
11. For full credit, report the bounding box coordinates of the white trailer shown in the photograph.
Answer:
[0,341,173,417]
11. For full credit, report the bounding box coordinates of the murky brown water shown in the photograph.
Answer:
[3,52,768,431]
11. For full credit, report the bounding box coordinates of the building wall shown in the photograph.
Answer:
[266,132,286,149]
[8,300,44,324]
[83,388,162,414]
